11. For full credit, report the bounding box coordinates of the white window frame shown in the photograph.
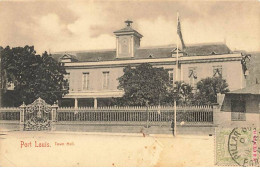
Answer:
[166,69,174,86]
[82,72,89,91]
[102,71,110,90]
[64,73,70,90]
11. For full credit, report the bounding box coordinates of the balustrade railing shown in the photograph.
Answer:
[0,107,20,120]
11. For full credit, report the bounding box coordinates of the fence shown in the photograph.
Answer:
[0,107,20,120]
[57,105,213,124]
[0,105,213,125]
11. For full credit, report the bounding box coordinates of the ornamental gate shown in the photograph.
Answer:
[20,98,58,131]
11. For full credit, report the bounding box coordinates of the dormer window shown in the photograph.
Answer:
[171,48,184,57]
[60,54,78,63]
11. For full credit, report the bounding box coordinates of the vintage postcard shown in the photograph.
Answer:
[0,0,259,167]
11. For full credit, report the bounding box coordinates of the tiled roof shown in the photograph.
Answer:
[114,26,136,33]
[228,84,260,95]
[135,46,173,58]
[52,50,116,62]
[184,43,232,56]
[52,43,233,62]
[113,26,143,38]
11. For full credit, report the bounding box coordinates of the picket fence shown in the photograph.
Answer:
[0,105,213,124]
[56,105,213,124]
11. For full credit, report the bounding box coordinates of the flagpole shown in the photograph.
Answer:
[176,12,179,82]
[174,12,179,137]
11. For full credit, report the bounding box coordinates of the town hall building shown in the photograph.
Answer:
[52,20,247,108]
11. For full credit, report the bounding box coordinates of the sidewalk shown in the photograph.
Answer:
[0,120,215,135]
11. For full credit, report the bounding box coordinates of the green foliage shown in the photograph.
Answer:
[193,77,229,105]
[1,45,68,106]
[117,63,170,106]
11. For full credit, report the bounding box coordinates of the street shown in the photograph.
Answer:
[0,131,214,166]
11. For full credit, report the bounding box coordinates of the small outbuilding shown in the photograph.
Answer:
[215,84,260,127]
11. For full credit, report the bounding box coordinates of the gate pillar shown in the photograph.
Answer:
[51,103,58,122]
[51,102,58,131]
[19,102,26,131]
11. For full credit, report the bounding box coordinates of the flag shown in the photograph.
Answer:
[177,16,186,49]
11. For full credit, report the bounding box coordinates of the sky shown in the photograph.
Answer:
[0,0,259,54]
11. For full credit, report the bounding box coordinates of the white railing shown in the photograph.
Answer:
[57,105,213,124]
[0,107,20,120]
[0,105,213,124]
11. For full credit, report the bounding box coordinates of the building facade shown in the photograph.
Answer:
[53,20,246,108]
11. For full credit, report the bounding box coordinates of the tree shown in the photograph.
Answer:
[1,46,68,106]
[165,81,193,105]
[193,77,229,105]
[0,46,3,107]
[117,63,171,106]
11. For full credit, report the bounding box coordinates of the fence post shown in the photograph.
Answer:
[145,102,149,128]
[212,103,219,126]
[51,102,58,131]
[51,103,59,122]
[19,102,26,131]
[173,100,177,136]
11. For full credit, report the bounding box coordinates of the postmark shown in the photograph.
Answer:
[215,127,260,167]
[228,127,260,167]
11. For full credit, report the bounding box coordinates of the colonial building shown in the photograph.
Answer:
[53,20,247,108]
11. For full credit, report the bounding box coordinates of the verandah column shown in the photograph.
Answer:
[74,98,78,108]
[94,98,97,109]
[74,98,79,115]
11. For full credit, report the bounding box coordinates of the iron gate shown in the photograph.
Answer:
[23,98,52,131]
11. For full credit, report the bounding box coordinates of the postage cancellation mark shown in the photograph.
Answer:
[215,127,260,167]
